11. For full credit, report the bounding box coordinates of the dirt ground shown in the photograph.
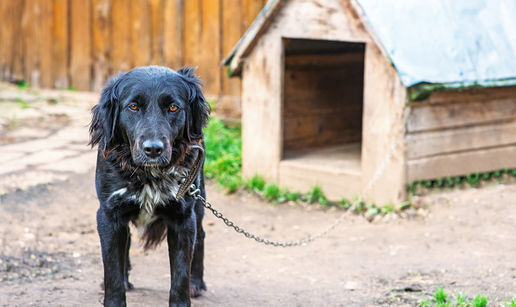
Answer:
[1,84,516,306]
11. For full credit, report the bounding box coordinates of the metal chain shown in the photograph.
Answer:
[189,132,402,247]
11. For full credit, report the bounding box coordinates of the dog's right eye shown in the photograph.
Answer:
[129,103,139,111]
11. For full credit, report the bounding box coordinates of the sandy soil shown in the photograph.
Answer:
[1,84,515,306]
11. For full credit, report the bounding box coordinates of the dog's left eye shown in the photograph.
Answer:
[129,103,139,111]
[169,105,178,112]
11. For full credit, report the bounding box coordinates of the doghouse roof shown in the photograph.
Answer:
[224,0,516,91]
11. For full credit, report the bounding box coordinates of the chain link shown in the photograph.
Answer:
[189,132,402,247]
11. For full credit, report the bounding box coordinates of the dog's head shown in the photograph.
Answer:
[89,66,210,167]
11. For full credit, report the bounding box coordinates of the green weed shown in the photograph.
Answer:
[245,174,265,192]
[263,182,280,202]
[203,118,242,192]
[302,185,327,205]
[453,291,469,306]
[505,298,516,307]
[472,294,488,307]
[433,287,448,304]
[419,300,431,307]
[15,98,31,109]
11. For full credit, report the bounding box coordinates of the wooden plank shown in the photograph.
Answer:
[425,85,516,105]
[361,43,407,204]
[284,53,365,68]
[279,144,362,200]
[11,1,24,81]
[150,0,164,65]
[241,32,282,182]
[39,0,54,88]
[407,145,516,182]
[183,0,201,67]
[53,0,69,88]
[0,0,11,80]
[163,0,183,69]
[92,0,111,91]
[407,97,516,133]
[221,0,242,114]
[241,0,263,32]
[130,0,151,68]
[22,0,37,87]
[199,0,221,96]
[70,0,92,90]
[406,121,516,159]
[111,0,130,73]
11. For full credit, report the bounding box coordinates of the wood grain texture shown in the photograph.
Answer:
[406,121,516,160]
[22,0,37,87]
[130,0,151,68]
[39,0,53,88]
[407,145,516,182]
[112,0,130,73]
[150,0,164,65]
[163,0,183,69]
[183,0,201,67]
[283,54,364,152]
[0,1,13,80]
[220,0,242,116]
[53,0,69,88]
[241,33,282,182]
[199,0,221,96]
[242,0,263,33]
[92,0,110,91]
[11,1,24,81]
[408,96,516,133]
[279,143,362,200]
[70,0,92,90]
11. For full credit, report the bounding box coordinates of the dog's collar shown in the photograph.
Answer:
[175,145,204,200]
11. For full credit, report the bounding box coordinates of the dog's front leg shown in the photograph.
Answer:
[97,208,129,307]
[167,218,196,307]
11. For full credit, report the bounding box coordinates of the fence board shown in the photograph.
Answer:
[111,0,130,74]
[39,0,53,88]
[130,0,151,68]
[11,1,24,81]
[53,0,68,89]
[92,0,110,90]
[150,0,164,65]
[200,0,221,96]
[70,0,92,90]
[183,0,201,67]
[0,0,266,112]
[0,1,10,80]
[22,0,37,87]
[163,0,183,69]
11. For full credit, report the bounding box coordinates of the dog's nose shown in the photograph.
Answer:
[142,140,164,158]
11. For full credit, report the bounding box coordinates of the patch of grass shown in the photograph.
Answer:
[453,291,469,307]
[207,99,216,112]
[433,287,448,304]
[245,174,266,193]
[408,167,516,195]
[203,118,242,192]
[472,294,488,307]
[67,85,77,91]
[505,298,516,307]
[302,185,327,205]
[15,98,31,109]
[263,182,281,202]
[14,80,28,88]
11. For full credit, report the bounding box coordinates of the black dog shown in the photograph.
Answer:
[89,66,210,307]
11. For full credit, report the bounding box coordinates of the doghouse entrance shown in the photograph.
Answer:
[279,38,365,199]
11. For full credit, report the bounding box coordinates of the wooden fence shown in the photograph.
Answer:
[0,0,267,116]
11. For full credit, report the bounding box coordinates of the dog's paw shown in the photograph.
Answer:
[189,278,206,298]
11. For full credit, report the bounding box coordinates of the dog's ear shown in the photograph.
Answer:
[89,72,126,157]
[177,67,210,141]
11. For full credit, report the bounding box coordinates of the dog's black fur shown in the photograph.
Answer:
[89,66,210,307]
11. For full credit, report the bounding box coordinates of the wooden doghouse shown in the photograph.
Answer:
[223,0,516,204]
